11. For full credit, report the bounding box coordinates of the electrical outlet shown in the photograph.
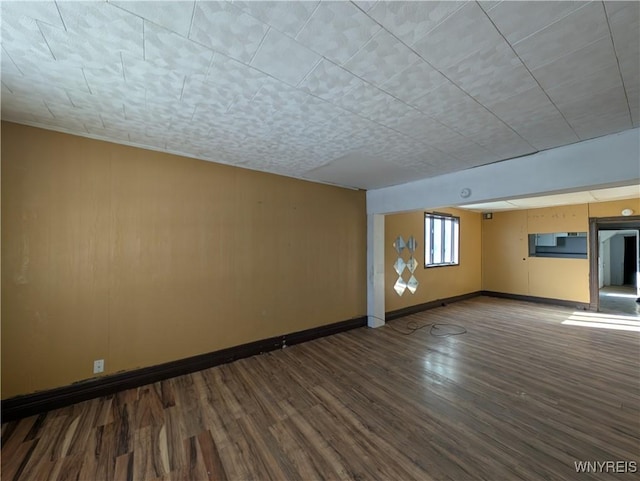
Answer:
[93,359,104,374]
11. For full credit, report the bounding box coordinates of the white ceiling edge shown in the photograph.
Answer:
[367,128,640,215]
[2,119,362,191]
[459,185,640,212]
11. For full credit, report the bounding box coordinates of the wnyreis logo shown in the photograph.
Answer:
[574,461,638,473]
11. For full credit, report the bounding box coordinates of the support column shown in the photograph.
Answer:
[367,213,385,328]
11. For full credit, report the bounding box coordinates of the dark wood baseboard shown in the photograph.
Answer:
[481,291,590,310]
[1,316,366,423]
[385,291,482,320]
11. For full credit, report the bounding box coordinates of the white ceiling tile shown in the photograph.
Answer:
[485,86,579,149]
[606,1,640,126]
[144,22,213,75]
[0,5,57,63]
[234,1,319,37]
[367,1,463,46]
[335,81,392,117]
[110,1,195,37]
[554,84,629,118]
[295,1,381,65]
[1,1,65,28]
[56,1,144,57]
[206,53,272,99]
[412,2,503,70]
[379,59,448,104]
[529,36,618,91]
[545,65,624,109]
[603,0,635,15]
[343,29,420,87]
[440,43,537,106]
[38,21,129,68]
[121,55,185,100]
[486,1,584,45]
[304,151,425,190]
[1,46,22,77]
[556,84,632,139]
[189,1,269,63]
[250,28,321,86]
[2,78,70,103]
[513,2,609,70]
[297,58,363,101]
[477,2,503,13]
[568,111,632,141]
[179,77,236,112]
[352,1,378,13]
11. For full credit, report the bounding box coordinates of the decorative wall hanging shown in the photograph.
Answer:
[393,235,418,296]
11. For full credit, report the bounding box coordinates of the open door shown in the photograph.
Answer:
[589,216,640,313]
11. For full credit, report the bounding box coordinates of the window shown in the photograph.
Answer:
[424,213,459,267]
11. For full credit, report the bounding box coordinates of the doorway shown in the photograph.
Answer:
[589,216,640,316]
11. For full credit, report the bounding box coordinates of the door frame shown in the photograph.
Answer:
[589,215,640,311]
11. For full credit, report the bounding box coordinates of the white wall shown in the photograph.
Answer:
[599,238,609,288]
[610,234,626,286]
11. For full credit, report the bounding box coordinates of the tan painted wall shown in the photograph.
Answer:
[1,122,367,398]
[481,199,640,303]
[385,208,482,312]
[588,198,640,218]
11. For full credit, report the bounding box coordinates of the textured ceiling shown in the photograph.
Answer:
[1,1,638,190]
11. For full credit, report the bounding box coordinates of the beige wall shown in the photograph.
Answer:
[482,199,640,303]
[1,122,367,398]
[588,198,640,218]
[385,208,482,312]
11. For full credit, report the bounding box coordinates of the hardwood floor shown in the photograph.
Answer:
[2,297,639,480]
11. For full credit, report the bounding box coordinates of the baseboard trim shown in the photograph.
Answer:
[481,291,590,310]
[385,291,482,321]
[1,316,366,422]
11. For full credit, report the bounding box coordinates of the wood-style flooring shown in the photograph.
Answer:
[2,297,639,480]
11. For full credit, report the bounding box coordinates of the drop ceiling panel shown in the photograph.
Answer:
[144,22,213,75]
[379,58,448,104]
[484,1,584,45]
[412,2,503,71]
[297,59,363,101]
[250,28,321,86]
[366,1,463,46]
[234,1,318,38]
[294,1,381,65]
[512,2,610,69]
[110,1,195,37]
[304,151,428,190]
[189,1,268,63]
[1,0,638,190]
[343,29,421,87]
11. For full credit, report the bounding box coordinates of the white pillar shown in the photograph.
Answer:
[367,213,385,327]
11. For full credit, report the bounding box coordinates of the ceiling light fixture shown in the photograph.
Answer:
[621,208,634,216]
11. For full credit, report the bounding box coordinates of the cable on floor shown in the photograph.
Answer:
[368,315,467,337]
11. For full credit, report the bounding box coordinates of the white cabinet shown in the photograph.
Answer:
[535,233,557,246]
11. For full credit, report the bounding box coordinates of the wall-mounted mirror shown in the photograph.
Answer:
[407,275,419,294]
[406,235,417,253]
[393,236,406,254]
[394,276,407,296]
[394,257,406,275]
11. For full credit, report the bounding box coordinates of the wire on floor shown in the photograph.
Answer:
[368,315,467,337]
